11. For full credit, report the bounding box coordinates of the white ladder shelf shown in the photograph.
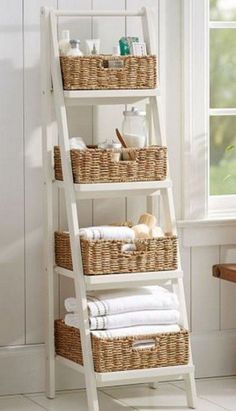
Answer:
[41,6,197,411]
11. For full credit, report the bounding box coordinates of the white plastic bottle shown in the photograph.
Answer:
[67,40,83,57]
[59,30,70,56]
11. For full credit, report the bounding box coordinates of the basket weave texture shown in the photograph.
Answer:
[54,231,178,275]
[54,146,167,184]
[60,55,157,90]
[55,320,189,372]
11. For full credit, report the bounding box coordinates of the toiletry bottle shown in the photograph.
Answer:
[113,45,120,56]
[67,40,83,57]
[59,30,70,56]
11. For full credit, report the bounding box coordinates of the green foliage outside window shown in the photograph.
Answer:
[209,0,236,195]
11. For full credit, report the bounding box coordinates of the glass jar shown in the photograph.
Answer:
[122,107,147,148]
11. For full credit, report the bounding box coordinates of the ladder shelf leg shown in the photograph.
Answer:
[49,9,99,411]
[184,372,197,409]
[149,93,197,407]
[41,6,56,399]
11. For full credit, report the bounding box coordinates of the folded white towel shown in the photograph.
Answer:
[65,286,179,317]
[91,324,181,339]
[79,226,135,241]
[65,309,180,330]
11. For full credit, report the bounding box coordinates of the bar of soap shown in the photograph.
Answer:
[138,213,157,229]
[132,224,150,239]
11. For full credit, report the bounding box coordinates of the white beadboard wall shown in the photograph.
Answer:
[0,0,236,395]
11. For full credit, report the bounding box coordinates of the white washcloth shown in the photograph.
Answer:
[65,309,179,330]
[65,286,179,317]
[92,324,181,339]
[79,226,135,241]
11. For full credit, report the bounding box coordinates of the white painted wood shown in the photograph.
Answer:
[220,246,236,330]
[55,9,144,17]
[50,10,99,411]
[182,225,236,247]
[210,108,236,116]
[96,365,195,387]
[184,372,197,409]
[0,0,25,346]
[179,233,191,328]
[163,0,182,220]
[25,0,57,345]
[191,330,236,378]
[64,89,159,105]
[182,0,209,219]
[182,0,193,221]
[191,246,220,332]
[55,179,173,199]
[0,344,85,395]
[41,6,56,399]
[209,21,236,29]
[54,266,183,290]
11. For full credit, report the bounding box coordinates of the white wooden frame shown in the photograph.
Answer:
[182,0,236,219]
[41,6,197,411]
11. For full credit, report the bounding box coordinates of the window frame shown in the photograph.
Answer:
[183,0,236,220]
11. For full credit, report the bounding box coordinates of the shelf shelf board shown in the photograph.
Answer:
[85,270,182,290]
[54,266,183,290]
[63,88,160,106]
[56,356,194,387]
[54,179,171,199]
[96,364,194,387]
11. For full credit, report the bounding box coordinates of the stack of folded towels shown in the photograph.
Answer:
[64,286,180,338]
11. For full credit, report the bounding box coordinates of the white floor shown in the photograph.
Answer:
[0,377,235,411]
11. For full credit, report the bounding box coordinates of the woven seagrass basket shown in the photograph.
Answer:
[55,320,189,372]
[54,231,178,275]
[54,146,167,184]
[60,55,157,90]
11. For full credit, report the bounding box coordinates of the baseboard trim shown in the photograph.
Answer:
[0,331,236,395]
[0,344,84,395]
[192,330,236,378]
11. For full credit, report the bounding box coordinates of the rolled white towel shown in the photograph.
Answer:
[79,226,135,241]
[65,309,180,330]
[64,314,180,337]
[64,286,179,317]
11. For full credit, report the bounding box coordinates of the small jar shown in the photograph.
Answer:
[122,107,147,148]
[98,139,121,161]
[67,40,83,57]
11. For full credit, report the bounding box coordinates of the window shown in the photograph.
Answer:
[183,0,236,219]
[209,0,236,212]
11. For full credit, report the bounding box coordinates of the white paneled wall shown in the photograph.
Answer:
[0,0,236,395]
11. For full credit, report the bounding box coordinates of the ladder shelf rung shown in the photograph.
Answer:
[54,180,172,199]
[96,364,194,387]
[63,89,161,107]
[56,355,194,387]
[54,266,183,290]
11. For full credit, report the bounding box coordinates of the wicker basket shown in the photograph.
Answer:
[60,55,157,90]
[54,231,178,275]
[54,146,167,184]
[55,320,189,372]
